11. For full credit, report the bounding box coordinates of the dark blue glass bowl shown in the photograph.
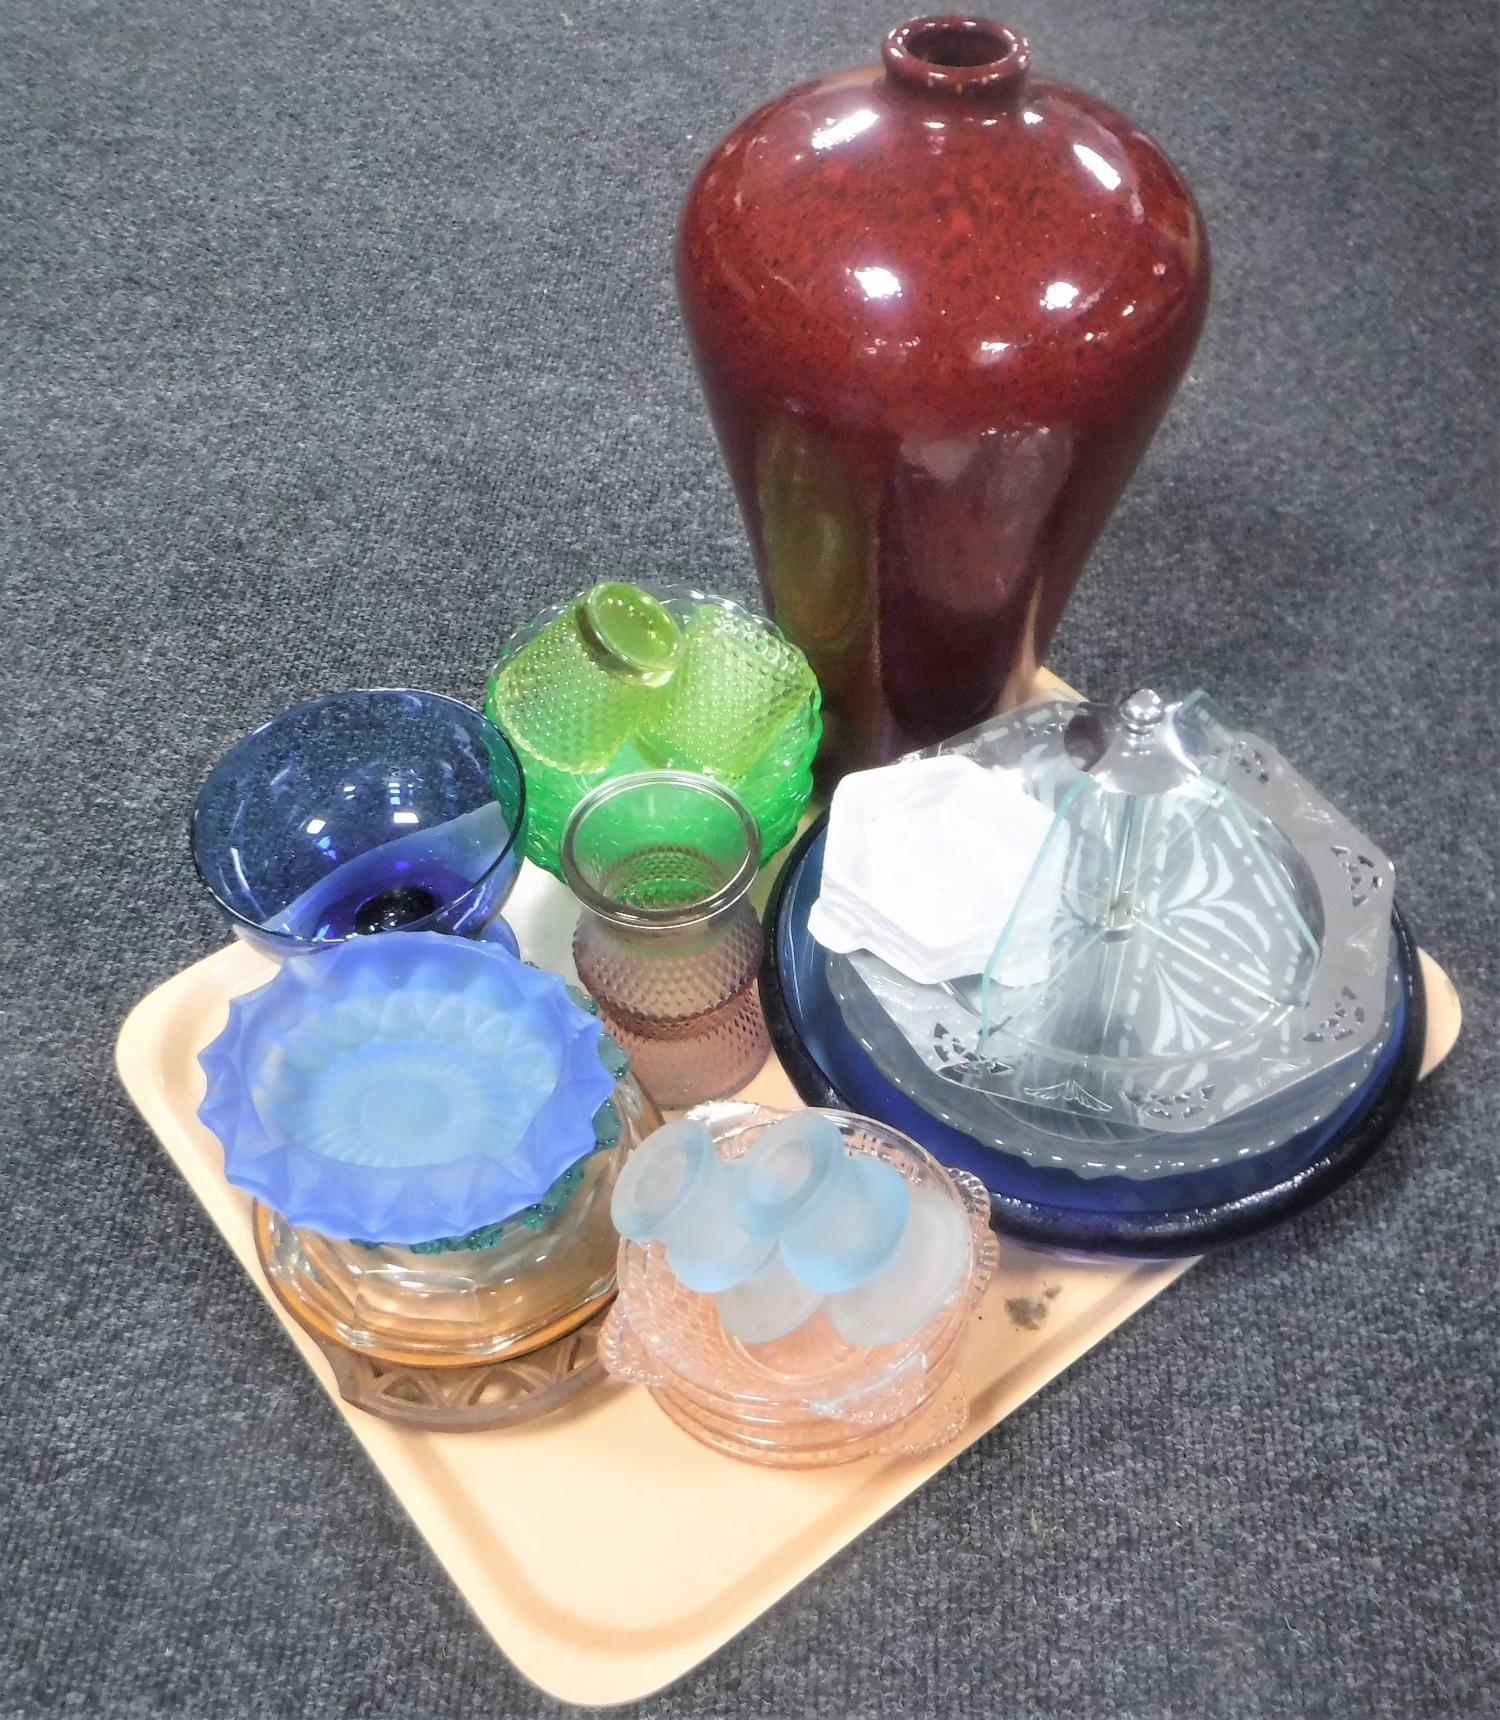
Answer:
[192,690,526,960]
[760,816,1426,1257]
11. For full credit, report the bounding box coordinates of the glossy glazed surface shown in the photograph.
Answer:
[677,17,1209,771]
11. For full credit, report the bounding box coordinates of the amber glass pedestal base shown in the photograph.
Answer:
[252,1202,614,1431]
[300,1302,608,1433]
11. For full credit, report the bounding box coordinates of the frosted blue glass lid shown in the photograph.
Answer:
[610,1109,974,1347]
[198,932,616,1243]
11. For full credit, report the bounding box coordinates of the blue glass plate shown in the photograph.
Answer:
[760,817,1426,1257]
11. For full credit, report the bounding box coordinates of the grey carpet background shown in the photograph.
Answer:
[1,0,1495,1714]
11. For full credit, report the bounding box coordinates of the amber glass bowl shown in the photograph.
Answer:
[255,1076,661,1368]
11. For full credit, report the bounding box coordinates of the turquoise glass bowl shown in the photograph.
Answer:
[198,932,616,1244]
[610,1118,776,1293]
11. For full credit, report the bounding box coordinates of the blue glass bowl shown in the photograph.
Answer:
[760,818,1427,1258]
[192,689,526,959]
[198,932,616,1244]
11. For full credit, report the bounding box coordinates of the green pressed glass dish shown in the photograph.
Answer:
[486,582,821,877]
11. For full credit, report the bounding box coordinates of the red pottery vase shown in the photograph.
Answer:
[676,16,1209,774]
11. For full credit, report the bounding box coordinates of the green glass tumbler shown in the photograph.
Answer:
[562,772,772,1108]
[487,583,820,877]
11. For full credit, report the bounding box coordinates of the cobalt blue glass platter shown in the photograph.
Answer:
[759,816,1426,1258]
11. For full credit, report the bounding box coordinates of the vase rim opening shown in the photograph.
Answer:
[882,16,1030,97]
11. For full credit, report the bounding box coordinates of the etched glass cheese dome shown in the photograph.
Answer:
[824,689,1396,1179]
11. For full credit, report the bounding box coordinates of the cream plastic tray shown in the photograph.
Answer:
[116,851,1461,1708]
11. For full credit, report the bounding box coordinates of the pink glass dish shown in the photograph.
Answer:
[600,1103,998,1466]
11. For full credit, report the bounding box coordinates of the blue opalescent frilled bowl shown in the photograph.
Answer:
[197,932,616,1244]
[191,689,526,960]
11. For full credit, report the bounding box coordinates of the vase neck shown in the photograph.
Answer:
[881,16,1030,103]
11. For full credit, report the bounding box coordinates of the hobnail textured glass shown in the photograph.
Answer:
[486,583,675,774]
[257,1073,663,1364]
[197,932,616,1244]
[486,582,820,876]
[600,1103,998,1467]
[564,772,771,1106]
[653,601,814,781]
[192,689,526,959]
